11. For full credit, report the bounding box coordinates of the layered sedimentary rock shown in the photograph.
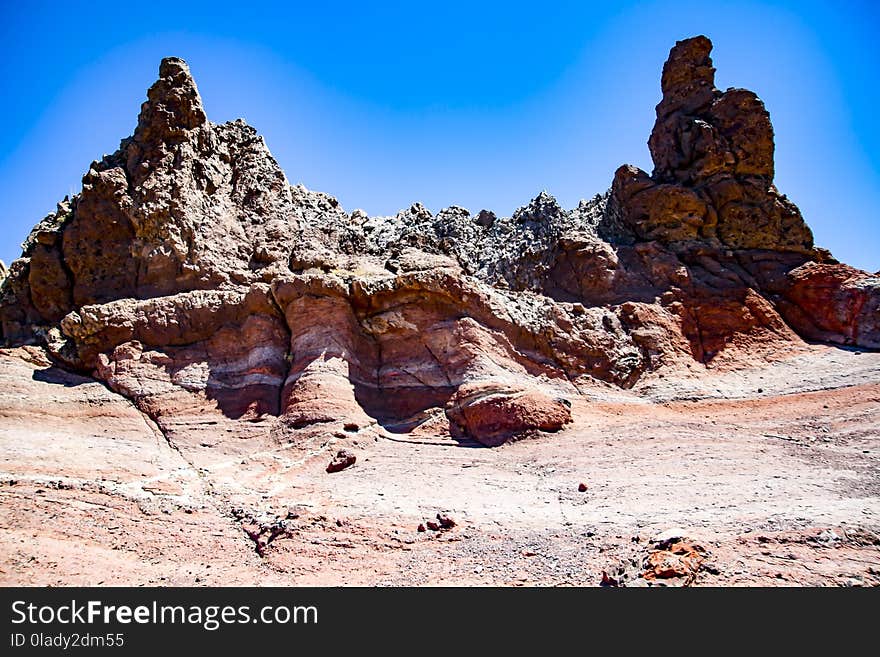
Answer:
[0,37,876,447]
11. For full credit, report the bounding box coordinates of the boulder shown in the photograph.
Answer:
[446,383,572,446]
[326,450,357,473]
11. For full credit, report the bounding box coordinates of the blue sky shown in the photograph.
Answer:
[1,1,877,271]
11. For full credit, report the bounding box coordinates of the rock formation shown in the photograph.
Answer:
[0,36,877,448]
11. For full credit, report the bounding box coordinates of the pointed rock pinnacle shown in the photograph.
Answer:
[656,35,717,117]
[135,56,207,144]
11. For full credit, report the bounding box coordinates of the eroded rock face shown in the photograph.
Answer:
[779,263,880,349]
[0,38,876,446]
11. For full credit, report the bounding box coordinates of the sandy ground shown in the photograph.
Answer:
[0,345,877,586]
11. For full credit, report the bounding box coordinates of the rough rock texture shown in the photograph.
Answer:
[0,36,877,449]
[640,36,811,252]
[641,538,706,581]
[777,263,880,349]
[326,449,357,474]
[446,384,572,447]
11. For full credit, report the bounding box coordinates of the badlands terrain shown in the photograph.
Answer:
[0,36,877,586]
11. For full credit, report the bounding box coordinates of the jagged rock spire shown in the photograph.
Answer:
[656,35,716,117]
[612,35,813,253]
[648,36,775,184]
[513,190,564,224]
[135,57,207,144]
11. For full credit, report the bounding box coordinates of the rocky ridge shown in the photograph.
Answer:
[0,37,877,448]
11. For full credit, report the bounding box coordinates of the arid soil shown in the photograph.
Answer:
[2,345,876,587]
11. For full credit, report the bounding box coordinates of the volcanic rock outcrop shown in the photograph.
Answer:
[0,37,876,447]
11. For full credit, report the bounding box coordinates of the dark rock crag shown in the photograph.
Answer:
[1,37,876,447]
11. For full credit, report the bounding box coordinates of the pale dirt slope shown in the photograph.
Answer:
[2,345,876,586]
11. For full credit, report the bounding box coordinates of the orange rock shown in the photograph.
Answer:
[642,541,706,580]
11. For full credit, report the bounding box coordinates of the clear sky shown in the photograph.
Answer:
[1,1,877,271]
